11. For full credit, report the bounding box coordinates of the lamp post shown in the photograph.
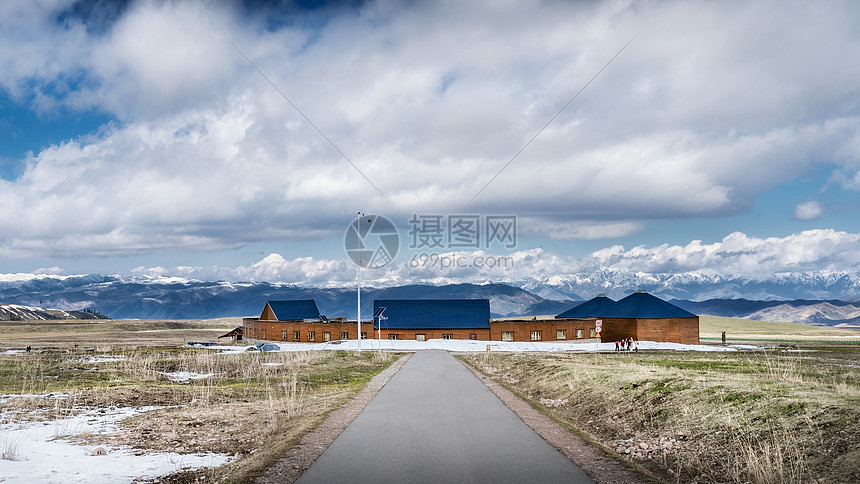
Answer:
[356,212,363,352]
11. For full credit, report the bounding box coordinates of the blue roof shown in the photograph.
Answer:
[593,291,697,318]
[373,299,490,329]
[556,294,616,318]
[267,300,321,321]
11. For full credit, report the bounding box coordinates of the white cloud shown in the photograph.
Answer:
[585,229,860,275]
[519,218,643,240]
[127,229,860,284]
[0,1,859,258]
[793,201,823,221]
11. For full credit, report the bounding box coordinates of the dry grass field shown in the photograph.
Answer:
[700,315,860,345]
[462,347,860,484]
[0,318,243,350]
[0,319,397,482]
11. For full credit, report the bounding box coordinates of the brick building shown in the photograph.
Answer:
[243,291,699,345]
[589,290,700,345]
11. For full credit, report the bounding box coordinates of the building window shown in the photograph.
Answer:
[469,334,477,340]
[341,332,349,340]
[282,330,288,340]
[308,331,315,342]
[557,330,567,340]
[360,332,367,339]
[294,331,301,341]
[261,329,266,339]
[416,334,426,341]
[323,332,331,342]
[389,334,399,340]
[530,330,542,341]
[576,329,583,338]
[501,331,514,341]
[442,333,454,339]
[589,328,596,338]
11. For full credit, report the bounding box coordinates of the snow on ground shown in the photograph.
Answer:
[160,371,215,383]
[0,393,70,404]
[212,338,741,353]
[75,355,128,363]
[0,406,230,483]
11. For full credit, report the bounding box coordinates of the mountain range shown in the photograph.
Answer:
[0,271,859,326]
[513,269,860,301]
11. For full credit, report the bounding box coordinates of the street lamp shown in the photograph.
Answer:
[356,212,364,352]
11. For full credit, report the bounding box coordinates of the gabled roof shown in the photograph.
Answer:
[556,294,616,318]
[218,326,243,339]
[266,300,321,321]
[593,290,697,318]
[373,299,490,329]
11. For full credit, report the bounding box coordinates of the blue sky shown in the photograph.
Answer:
[1,0,859,286]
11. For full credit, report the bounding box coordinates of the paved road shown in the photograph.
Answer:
[296,350,594,484]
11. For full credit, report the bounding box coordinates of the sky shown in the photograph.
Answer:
[1,0,859,286]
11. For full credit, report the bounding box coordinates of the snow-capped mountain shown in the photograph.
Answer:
[0,302,106,321]
[1,269,859,324]
[514,269,860,302]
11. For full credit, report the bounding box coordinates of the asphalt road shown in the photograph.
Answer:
[296,350,594,484]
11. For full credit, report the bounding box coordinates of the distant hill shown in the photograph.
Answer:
[672,299,860,327]
[0,303,108,321]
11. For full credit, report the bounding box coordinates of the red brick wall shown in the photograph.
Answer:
[490,319,597,342]
[244,317,619,343]
[636,318,681,343]
[243,319,367,342]
[599,317,700,344]
[599,318,639,342]
[242,319,491,342]
[375,328,491,341]
[679,317,700,345]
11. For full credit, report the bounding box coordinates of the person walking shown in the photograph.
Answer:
[615,340,620,352]
[633,339,639,352]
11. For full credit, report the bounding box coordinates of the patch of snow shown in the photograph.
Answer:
[0,273,74,283]
[0,405,230,483]
[76,355,128,364]
[261,362,283,367]
[727,344,766,351]
[160,371,215,383]
[0,393,71,404]
[212,339,740,353]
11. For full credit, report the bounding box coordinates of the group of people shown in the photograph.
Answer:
[614,337,638,352]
